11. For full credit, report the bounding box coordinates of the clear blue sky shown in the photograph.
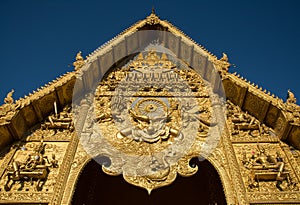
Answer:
[0,0,299,103]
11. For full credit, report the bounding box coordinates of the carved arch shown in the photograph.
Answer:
[69,156,229,204]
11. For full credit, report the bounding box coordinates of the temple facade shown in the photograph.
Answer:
[0,11,300,205]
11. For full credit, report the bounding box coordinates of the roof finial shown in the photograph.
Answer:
[146,7,159,25]
[151,7,155,14]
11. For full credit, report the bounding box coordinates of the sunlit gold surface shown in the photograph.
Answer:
[0,11,299,205]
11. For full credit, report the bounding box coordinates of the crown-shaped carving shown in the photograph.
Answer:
[129,51,176,70]
[146,9,160,25]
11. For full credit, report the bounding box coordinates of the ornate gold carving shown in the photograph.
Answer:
[1,13,300,205]
[44,105,73,130]
[0,105,75,203]
[4,89,14,104]
[60,143,89,204]
[208,53,231,76]
[0,139,68,202]
[26,105,74,141]
[73,51,85,71]
[218,126,248,204]
[89,51,216,193]
[234,143,299,193]
[0,89,20,125]
[117,98,181,143]
[4,139,58,191]
[146,9,160,25]
[287,89,297,105]
[284,89,300,125]
[129,51,176,69]
[227,100,277,142]
[51,100,90,204]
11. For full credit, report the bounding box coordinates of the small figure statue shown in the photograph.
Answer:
[4,89,14,104]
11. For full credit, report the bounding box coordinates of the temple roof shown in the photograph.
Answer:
[0,11,299,150]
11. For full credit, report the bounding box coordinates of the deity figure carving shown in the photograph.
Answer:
[117,98,182,143]
[43,105,73,130]
[4,139,58,191]
[227,101,266,139]
[242,145,297,191]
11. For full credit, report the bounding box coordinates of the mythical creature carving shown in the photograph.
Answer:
[0,89,20,124]
[117,99,182,143]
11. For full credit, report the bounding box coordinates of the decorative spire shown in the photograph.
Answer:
[151,7,155,14]
[73,51,85,71]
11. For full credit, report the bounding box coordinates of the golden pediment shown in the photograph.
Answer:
[0,11,300,205]
[79,51,219,193]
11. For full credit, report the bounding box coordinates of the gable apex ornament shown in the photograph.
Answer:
[151,7,155,14]
[146,8,160,25]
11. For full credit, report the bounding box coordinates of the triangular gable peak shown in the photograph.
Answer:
[0,11,299,150]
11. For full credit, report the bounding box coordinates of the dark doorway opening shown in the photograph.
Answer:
[72,158,226,205]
